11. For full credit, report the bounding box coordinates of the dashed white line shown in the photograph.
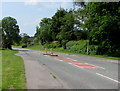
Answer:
[96,73,120,83]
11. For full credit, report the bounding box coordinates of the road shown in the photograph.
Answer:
[14,48,119,89]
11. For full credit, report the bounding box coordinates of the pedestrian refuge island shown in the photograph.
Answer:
[43,48,58,56]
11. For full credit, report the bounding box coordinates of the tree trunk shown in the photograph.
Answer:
[8,44,12,50]
[63,44,67,49]
[59,40,62,47]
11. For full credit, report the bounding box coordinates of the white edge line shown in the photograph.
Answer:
[96,73,120,83]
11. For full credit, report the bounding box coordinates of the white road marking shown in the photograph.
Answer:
[68,62,84,68]
[67,58,105,69]
[59,60,63,61]
[67,57,72,59]
[96,73,120,83]
[74,65,84,69]
[67,58,80,62]
[85,63,105,69]
[73,60,78,61]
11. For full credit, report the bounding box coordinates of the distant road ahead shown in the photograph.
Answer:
[14,48,119,89]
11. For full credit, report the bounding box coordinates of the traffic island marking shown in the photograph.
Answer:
[44,55,103,69]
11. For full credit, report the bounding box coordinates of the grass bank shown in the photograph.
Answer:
[20,44,120,60]
[2,50,26,89]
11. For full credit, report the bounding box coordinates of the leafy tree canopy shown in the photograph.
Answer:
[2,16,21,49]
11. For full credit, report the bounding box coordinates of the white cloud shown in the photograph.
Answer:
[42,2,59,9]
[24,0,39,5]
[37,2,69,10]
[0,2,2,19]
[24,0,72,6]
[61,2,69,8]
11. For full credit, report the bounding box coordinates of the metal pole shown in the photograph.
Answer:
[87,30,89,55]
[87,3,90,55]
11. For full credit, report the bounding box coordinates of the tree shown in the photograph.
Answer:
[59,10,77,49]
[35,18,53,45]
[0,20,3,48]
[20,33,30,45]
[51,8,67,43]
[74,2,120,56]
[2,17,21,49]
[51,8,77,48]
[85,2,120,56]
[35,8,78,49]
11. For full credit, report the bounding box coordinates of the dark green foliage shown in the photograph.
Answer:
[85,2,120,56]
[51,8,68,41]
[66,40,98,55]
[43,42,60,49]
[74,2,120,57]
[2,17,21,49]
[20,33,30,45]
[34,2,120,57]
[35,18,53,45]
[35,8,81,49]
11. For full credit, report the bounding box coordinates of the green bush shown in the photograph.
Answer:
[66,40,98,55]
[43,42,60,48]
[88,45,98,55]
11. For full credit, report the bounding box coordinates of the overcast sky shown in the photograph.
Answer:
[1,0,74,36]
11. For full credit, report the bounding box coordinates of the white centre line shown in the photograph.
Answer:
[96,73,120,83]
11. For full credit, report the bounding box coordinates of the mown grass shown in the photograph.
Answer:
[27,44,44,50]
[12,45,22,48]
[2,50,26,89]
[0,50,2,90]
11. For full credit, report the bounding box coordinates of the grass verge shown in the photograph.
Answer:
[2,49,26,89]
[14,44,120,60]
[0,50,2,90]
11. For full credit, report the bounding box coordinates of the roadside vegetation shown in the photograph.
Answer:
[24,2,120,60]
[0,1,119,90]
[31,2,120,58]
[0,51,2,89]
[2,50,26,89]
[12,2,120,60]
[20,40,118,60]
[0,17,26,89]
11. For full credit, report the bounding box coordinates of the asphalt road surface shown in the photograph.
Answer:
[14,48,119,89]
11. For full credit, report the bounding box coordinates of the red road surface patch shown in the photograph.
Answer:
[46,55,102,69]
